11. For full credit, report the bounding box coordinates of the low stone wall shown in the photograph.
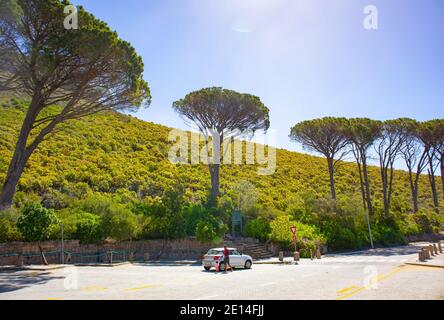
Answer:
[0,238,222,266]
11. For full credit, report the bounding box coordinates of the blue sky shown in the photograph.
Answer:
[72,0,444,163]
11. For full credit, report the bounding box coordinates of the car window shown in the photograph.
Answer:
[207,249,222,255]
[231,250,240,255]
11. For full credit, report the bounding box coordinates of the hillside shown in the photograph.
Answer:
[0,96,443,251]
[0,96,440,212]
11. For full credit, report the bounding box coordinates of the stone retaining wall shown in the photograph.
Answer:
[0,238,222,266]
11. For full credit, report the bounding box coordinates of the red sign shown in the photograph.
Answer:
[290,226,297,234]
[292,235,297,241]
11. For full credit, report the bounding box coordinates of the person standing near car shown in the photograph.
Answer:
[223,246,233,272]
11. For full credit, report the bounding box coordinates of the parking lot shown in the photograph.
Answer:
[1,244,444,300]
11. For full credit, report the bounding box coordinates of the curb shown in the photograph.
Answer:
[0,265,67,272]
[405,262,444,269]
[74,261,130,267]
[135,261,201,266]
[254,261,295,265]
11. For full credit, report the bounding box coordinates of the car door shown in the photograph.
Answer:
[229,250,242,267]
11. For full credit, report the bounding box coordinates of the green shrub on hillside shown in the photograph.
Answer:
[17,203,59,242]
[245,218,271,242]
[270,215,326,257]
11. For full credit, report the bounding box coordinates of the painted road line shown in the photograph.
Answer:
[125,284,159,292]
[336,266,405,300]
[336,285,359,295]
[83,285,108,292]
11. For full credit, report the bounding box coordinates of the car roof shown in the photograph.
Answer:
[209,247,237,251]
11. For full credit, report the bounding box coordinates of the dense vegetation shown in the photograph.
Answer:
[0,97,442,253]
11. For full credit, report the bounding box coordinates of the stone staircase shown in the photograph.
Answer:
[242,243,273,260]
[224,237,274,260]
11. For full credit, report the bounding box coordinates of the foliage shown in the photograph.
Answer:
[0,208,21,242]
[290,117,349,200]
[74,194,139,241]
[173,87,270,199]
[74,213,103,244]
[195,221,217,243]
[245,218,271,242]
[270,215,326,257]
[16,203,59,242]
[0,0,151,209]
[0,99,443,249]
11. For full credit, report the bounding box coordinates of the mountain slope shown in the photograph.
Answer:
[0,96,440,212]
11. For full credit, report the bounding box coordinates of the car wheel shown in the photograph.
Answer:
[244,260,252,269]
[204,266,211,271]
[218,262,226,272]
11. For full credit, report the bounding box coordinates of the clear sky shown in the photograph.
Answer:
[71,0,444,164]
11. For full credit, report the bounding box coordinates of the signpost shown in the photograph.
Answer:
[290,226,300,262]
[290,225,297,253]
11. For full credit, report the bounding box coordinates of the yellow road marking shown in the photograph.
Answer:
[46,298,63,300]
[336,266,405,300]
[83,285,108,292]
[125,284,159,292]
[336,286,358,295]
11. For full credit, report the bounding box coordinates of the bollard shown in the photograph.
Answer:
[418,250,425,262]
[433,244,438,255]
[109,251,113,264]
[278,251,284,262]
[316,248,321,259]
[439,242,443,254]
[422,247,430,259]
[429,245,435,257]
[293,251,300,262]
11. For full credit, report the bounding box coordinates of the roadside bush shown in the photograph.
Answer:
[270,215,325,258]
[245,218,271,242]
[17,203,59,242]
[74,213,103,244]
[100,207,139,241]
[372,216,406,245]
[195,221,217,243]
[0,209,22,242]
[73,194,140,241]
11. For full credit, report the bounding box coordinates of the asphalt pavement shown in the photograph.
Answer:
[0,242,443,300]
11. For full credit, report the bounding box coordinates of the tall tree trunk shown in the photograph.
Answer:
[380,164,393,216]
[0,96,42,210]
[356,161,367,209]
[428,165,439,210]
[327,157,336,201]
[209,163,220,200]
[362,157,373,214]
[441,155,444,202]
[407,168,419,213]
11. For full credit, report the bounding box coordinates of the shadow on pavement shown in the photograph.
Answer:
[328,244,427,258]
[0,270,65,294]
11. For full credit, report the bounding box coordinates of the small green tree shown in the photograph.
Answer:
[17,203,59,264]
[196,221,217,243]
[245,218,271,242]
[75,213,103,244]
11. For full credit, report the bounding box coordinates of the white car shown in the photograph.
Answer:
[202,247,253,271]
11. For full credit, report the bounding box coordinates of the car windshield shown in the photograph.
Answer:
[206,249,223,255]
